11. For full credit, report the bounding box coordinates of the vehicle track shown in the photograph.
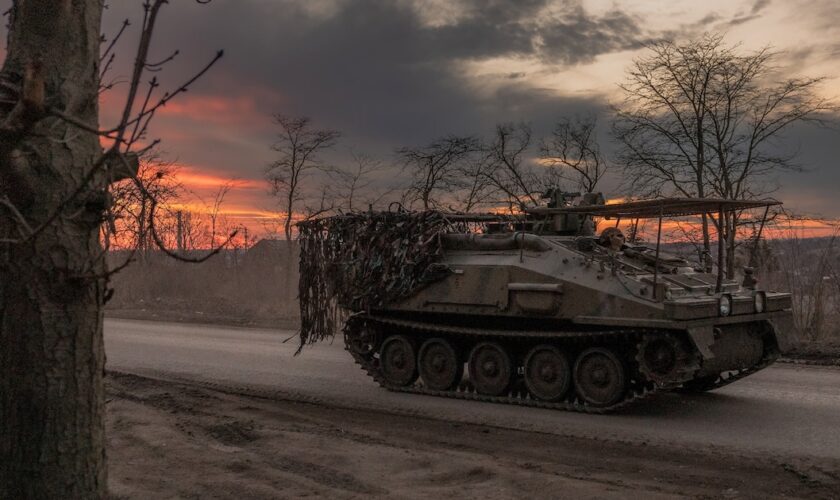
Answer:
[347,313,779,414]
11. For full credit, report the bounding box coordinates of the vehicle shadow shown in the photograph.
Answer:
[615,390,748,418]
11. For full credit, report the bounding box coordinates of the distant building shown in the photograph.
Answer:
[245,239,298,269]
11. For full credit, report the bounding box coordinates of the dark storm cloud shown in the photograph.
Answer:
[90,0,839,214]
[413,0,547,60]
[538,8,649,65]
[98,0,647,150]
[750,0,772,14]
[4,0,833,214]
[771,122,840,218]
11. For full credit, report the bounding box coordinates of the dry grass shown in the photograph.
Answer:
[760,235,840,342]
[106,245,299,328]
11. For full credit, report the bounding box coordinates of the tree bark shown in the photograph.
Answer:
[725,214,737,279]
[0,1,107,498]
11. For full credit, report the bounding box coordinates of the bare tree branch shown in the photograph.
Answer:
[613,33,837,276]
[539,115,608,193]
[397,134,481,210]
[484,122,541,210]
[266,114,341,240]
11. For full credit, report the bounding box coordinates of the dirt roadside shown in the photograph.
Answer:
[106,372,839,499]
[105,308,299,330]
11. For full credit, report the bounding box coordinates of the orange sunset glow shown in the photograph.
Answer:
[85,0,839,245]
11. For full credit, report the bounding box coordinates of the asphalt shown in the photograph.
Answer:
[104,318,840,460]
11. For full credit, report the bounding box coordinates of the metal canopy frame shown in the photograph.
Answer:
[528,197,781,297]
[525,197,781,219]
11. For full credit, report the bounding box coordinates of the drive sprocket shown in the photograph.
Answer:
[635,333,698,387]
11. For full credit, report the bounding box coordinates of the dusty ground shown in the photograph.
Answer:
[106,372,839,499]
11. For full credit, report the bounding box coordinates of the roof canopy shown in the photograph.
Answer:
[525,197,781,219]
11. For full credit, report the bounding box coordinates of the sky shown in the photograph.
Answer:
[3,0,840,238]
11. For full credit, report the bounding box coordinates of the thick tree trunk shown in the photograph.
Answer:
[0,2,107,498]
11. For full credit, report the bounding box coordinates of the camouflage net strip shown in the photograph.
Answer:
[297,211,499,350]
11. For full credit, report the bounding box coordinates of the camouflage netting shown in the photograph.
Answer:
[297,211,493,350]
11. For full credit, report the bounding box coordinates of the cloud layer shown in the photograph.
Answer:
[2,0,838,228]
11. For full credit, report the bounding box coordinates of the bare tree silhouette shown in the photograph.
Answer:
[540,115,608,193]
[266,114,341,241]
[613,34,834,275]
[0,1,223,496]
[398,135,481,210]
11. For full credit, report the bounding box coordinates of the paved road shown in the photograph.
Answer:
[105,318,840,460]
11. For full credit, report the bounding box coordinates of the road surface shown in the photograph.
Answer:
[105,318,840,461]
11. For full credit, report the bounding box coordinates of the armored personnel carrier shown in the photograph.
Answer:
[297,193,791,413]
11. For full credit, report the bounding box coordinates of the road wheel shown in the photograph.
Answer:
[524,344,571,401]
[574,347,627,408]
[345,322,379,356]
[468,342,512,396]
[380,335,418,387]
[418,338,462,391]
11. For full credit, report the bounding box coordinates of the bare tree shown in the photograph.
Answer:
[613,35,730,270]
[0,2,221,497]
[205,181,234,249]
[266,114,340,240]
[484,123,541,211]
[450,153,497,212]
[702,49,833,276]
[107,156,183,260]
[397,134,480,209]
[333,151,391,211]
[178,210,207,251]
[614,33,833,275]
[768,219,839,341]
[539,115,608,193]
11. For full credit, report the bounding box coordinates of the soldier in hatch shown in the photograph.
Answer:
[598,227,626,252]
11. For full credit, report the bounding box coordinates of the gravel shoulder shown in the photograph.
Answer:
[106,371,839,499]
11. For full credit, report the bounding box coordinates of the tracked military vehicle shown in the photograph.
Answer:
[297,193,792,413]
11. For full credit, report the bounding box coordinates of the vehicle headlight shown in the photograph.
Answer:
[754,292,766,313]
[719,295,732,316]
[664,288,673,300]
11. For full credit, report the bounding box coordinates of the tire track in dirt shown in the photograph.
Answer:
[106,371,840,499]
